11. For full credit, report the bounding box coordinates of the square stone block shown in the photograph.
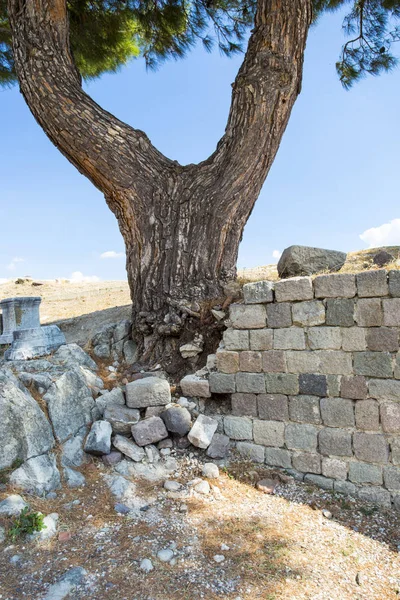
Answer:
[257,394,289,421]
[326,298,355,327]
[267,303,292,328]
[250,329,273,351]
[368,378,400,401]
[209,372,236,394]
[289,395,321,424]
[354,352,393,378]
[308,327,342,350]
[236,442,265,463]
[349,462,383,485]
[253,419,285,447]
[292,452,321,474]
[265,373,299,395]
[316,351,353,375]
[224,416,253,440]
[322,457,348,480]
[239,351,262,373]
[274,328,306,350]
[318,428,353,457]
[264,447,292,469]
[314,273,356,299]
[380,402,400,433]
[285,423,318,451]
[355,298,383,327]
[286,351,320,374]
[383,466,400,490]
[230,304,267,329]
[243,280,274,304]
[353,432,389,464]
[274,276,313,303]
[223,328,249,351]
[341,327,366,351]
[327,375,341,397]
[341,376,368,400]
[357,486,391,508]
[304,474,334,490]
[355,399,380,431]
[236,372,266,394]
[216,351,240,374]
[366,327,399,352]
[299,373,327,397]
[383,298,400,326]
[356,270,388,297]
[292,301,325,327]
[320,397,355,428]
[334,480,357,497]
[262,350,287,373]
[389,270,400,297]
[231,393,258,417]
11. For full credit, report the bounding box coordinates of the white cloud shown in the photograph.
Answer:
[359,218,400,248]
[6,257,24,271]
[272,250,282,260]
[100,250,125,259]
[69,271,100,283]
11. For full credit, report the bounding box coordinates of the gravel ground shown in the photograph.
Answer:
[0,453,399,600]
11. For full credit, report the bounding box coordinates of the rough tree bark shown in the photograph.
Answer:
[7,0,312,372]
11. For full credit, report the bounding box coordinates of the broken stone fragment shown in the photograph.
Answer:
[112,435,145,462]
[9,454,61,496]
[161,405,192,436]
[131,416,168,446]
[188,414,218,449]
[84,421,112,456]
[104,404,140,435]
[126,377,171,409]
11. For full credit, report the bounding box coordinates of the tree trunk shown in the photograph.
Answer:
[7,0,312,373]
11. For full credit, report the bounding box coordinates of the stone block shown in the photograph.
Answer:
[366,327,399,352]
[286,351,320,374]
[320,397,354,428]
[389,270,400,297]
[104,405,140,435]
[249,329,273,351]
[285,423,318,451]
[357,486,391,508]
[289,395,321,424]
[380,402,400,433]
[368,378,400,401]
[224,416,253,440]
[243,281,274,304]
[267,303,292,328]
[112,435,145,462]
[318,428,353,457]
[180,375,211,398]
[253,420,285,447]
[354,352,393,378]
[394,354,400,379]
[355,399,380,431]
[274,328,306,350]
[383,298,400,326]
[209,372,236,394]
[322,457,348,480]
[392,439,400,465]
[206,433,230,459]
[308,327,342,350]
[274,277,313,302]
[292,452,321,474]
[384,466,400,490]
[188,415,218,449]
[262,350,287,373]
[326,298,355,327]
[216,351,240,374]
[355,298,383,327]
[353,433,389,464]
[349,462,383,485]
[161,406,192,436]
[356,270,388,297]
[265,373,299,395]
[304,474,334,490]
[316,351,353,375]
[126,377,171,409]
[236,442,265,463]
[131,416,168,446]
[327,375,341,397]
[236,372,266,394]
[232,393,258,417]
[230,304,267,329]
[239,351,262,373]
[341,327,366,351]
[341,376,368,400]
[84,421,112,456]
[223,328,249,351]
[264,447,292,469]
[314,273,356,299]
[299,374,327,396]
[334,480,357,497]
[292,301,325,327]
[257,394,289,421]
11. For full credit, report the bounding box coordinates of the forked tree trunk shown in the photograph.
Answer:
[7,0,312,372]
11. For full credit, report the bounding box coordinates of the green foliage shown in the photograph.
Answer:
[8,507,46,540]
[0,0,399,88]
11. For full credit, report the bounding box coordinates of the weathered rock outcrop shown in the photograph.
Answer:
[277,245,346,278]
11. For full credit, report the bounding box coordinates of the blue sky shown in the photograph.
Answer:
[1,7,399,282]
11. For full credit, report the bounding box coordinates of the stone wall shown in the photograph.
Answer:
[208,270,400,509]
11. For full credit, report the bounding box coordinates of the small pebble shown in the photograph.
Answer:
[140,558,154,572]
[322,509,332,519]
[221,543,230,551]
[157,548,174,562]
[164,480,182,492]
[213,554,225,563]
[202,463,220,479]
